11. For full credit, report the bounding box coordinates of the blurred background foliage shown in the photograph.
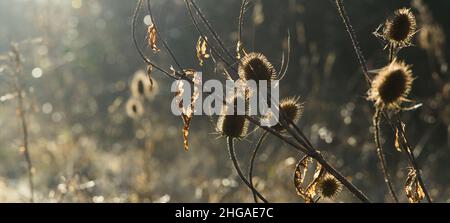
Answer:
[0,0,449,202]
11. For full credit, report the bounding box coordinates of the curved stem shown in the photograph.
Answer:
[374,108,399,202]
[249,131,268,203]
[227,137,268,203]
[132,0,190,83]
[146,0,185,74]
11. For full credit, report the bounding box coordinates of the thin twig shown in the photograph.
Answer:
[335,0,371,85]
[249,131,268,203]
[11,44,34,203]
[373,108,399,202]
[227,137,269,203]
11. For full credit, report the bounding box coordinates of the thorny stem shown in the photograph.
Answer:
[227,137,269,203]
[249,131,268,203]
[373,109,399,202]
[11,45,34,203]
[394,115,432,202]
[335,0,371,85]
[132,0,371,203]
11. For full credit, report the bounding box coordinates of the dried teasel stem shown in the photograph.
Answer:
[394,115,432,202]
[335,0,371,85]
[227,137,269,203]
[249,131,268,203]
[11,44,34,203]
[373,108,399,202]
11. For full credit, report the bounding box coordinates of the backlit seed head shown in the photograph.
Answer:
[317,175,342,198]
[272,97,303,132]
[131,70,157,100]
[368,60,414,110]
[238,52,276,82]
[126,97,144,119]
[384,8,417,48]
[217,97,249,139]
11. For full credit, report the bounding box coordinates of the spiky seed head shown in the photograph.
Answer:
[238,52,276,82]
[318,175,342,198]
[272,97,303,132]
[384,8,417,48]
[368,60,414,110]
[217,97,249,139]
[126,97,144,119]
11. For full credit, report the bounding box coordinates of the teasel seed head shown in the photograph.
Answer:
[238,52,276,82]
[317,175,342,198]
[384,8,417,48]
[368,60,414,110]
[126,97,144,119]
[217,97,249,139]
[272,97,303,132]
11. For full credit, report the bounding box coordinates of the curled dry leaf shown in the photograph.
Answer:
[196,36,210,66]
[405,169,425,203]
[175,69,201,151]
[294,156,325,203]
[147,24,160,53]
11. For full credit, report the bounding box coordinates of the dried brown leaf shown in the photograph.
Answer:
[196,36,210,66]
[305,162,325,199]
[175,69,201,151]
[294,156,325,203]
[405,169,425,203]
[147,24,160,53]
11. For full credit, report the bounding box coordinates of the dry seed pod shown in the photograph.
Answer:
[383,8,417,48]
[238,52,276,82]
[317,174,342,199]
[126,97,144,119]
[217,97,249,139]
[368,60,414,110]
[272,97,303,132]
